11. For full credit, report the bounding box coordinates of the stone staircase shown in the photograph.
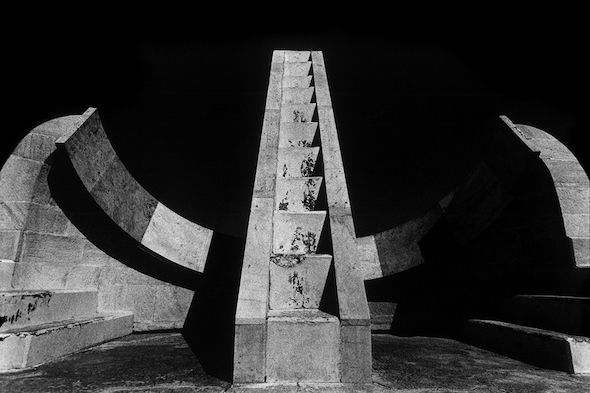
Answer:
[266,51,340,382]
[459,293,590,374]
[0,289,133,371]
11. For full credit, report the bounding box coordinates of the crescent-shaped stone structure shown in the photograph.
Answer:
[56,108,213,272]
[358,114,544,280]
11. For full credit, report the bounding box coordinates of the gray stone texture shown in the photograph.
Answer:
[0,114,196,333]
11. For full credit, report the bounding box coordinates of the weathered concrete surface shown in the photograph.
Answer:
[0,290,97,332]
[0,311,133,371]
[57,107,214,272]
[277,147,319,178]
[278,122,318,148]
[460,319,590,374]
[272,211,326,255]
[266,310,340,383]
[502,116,590,267]
[269,254,331,310]
[275,177,323,212]
[2,332,590,392]
[0,113,198,333]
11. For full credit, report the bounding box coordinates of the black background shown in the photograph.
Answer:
[4,14,587,238]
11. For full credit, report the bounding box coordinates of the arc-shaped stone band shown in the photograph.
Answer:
[56,108,213,272]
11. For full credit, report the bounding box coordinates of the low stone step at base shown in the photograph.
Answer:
[0,289,98,332]
[458,319,590,374]
[486,295,590,336]
[266,309,340,383]
[0,311,133,371]
[368,302,396,332]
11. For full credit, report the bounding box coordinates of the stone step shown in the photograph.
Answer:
[275,177,323,212]
[482,295,590,336]
[282,76,313,88]
[266,309,340,382]
[368,302,396,332]
[458,319,590,374]
[277,147,320,178]
[281,103,316,123]
[279,122,318,148]
[284,51,311,62]
[0,311,133,371]
[272,211,326,255]
[0,290,98,332]
[282,87,315,104]
[283,61,311,76]
[269,254,332,310]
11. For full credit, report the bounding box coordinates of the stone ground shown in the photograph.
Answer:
[0,332,588,393]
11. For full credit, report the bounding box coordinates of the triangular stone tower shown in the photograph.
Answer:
[234,50,371,385]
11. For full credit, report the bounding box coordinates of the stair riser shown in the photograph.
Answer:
[491,296,590,336]
[0,290,98,332]
[0,312,133,371]
[459,320,590,374]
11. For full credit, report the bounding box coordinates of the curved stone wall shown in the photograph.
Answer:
[0,115,195,331]
[57,108,213,272]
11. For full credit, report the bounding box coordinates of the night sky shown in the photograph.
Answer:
[5,22,587,238]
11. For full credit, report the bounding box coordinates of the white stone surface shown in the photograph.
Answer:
[266,309,340,382]
[272,211,326,255]
[275,177,323,212]
[269,254,332,310]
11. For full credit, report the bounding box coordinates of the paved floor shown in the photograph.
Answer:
[0,332,588,392]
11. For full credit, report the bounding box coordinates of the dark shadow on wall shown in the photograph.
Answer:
[182,232,245,382]
[364,152,588,338]
[47,148,204,290]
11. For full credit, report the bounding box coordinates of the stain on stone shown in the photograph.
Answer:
[270,253,306,267]
[0,316,7,329]
[298,140,312,147]
[300,156,315,177]
[282,163,288,177]
[290,227,318,253]
[278,193,289,211]
[293,110,307,122]
[302,178,318,211]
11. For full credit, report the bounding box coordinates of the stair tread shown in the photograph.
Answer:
[0,311,133,335]
[467,318,590,341]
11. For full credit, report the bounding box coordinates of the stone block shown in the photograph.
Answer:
[32,114,83,138]
[11,132,56,162]
[0,231,21,261]
[340,324,372,383]
[234,323,266,383]
[141,202,213,272]
[0,260,15,289]
[22,204,70,235]
[278,122,318,148]
[11,262,99,290]
[284,51,310,62]
[265,62,283,111]
[0,155,43,203]
[125,284,156,326]
[275,177,323,212]
[544,159,589,185]
[97,284,128,312]
[272,211,326,255]
[355,235,382,280]
[281,104,316,123]
[58,109,116,192]
[91,155,158,242]
[555,186,590,214]
[153,285,193,323]
[282,87,315,104]
[282,76,313,88]
[19,232,84,265]
[235,198,272,324]
[0,201,29,231]
[266,310,340,382]
[562,214,590,238]
[277,147,319,178]
[269,254,332,310]
[571,237,590,267]
[0,311,133,371]
[283,61,311,76]
[0,289,98,332]
[253,110,280,198]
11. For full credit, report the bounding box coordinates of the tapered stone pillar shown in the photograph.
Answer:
[234,50,371,385]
